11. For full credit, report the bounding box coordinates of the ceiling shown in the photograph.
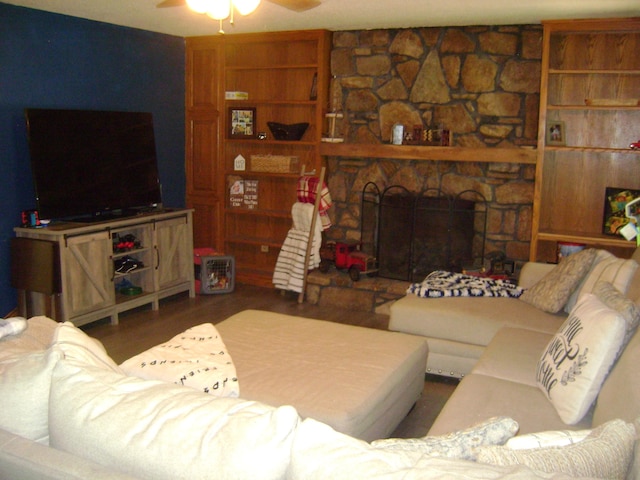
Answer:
[4,0,640,37]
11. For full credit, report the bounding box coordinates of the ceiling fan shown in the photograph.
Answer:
[156,0,322,12]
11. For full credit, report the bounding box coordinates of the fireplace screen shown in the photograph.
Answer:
[362,184,487,282]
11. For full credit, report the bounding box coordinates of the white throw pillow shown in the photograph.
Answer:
[475,419,636,479]
[536,294,626,424]
[565,251,638,313]
[120,323,239,397]
[52,321,122,373]
[0,348,62,444]
[371,416,518,459]
[49,358,299,480]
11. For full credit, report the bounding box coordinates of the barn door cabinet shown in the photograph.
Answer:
[530,18,640,262]
[14,209,195,327]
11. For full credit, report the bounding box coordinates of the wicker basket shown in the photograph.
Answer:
[250,155,299,173]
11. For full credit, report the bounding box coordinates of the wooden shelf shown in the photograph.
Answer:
[537,230,637,250]
[225,236,285,248]
[224,207,291,218]
[226,64,318,71]
[320,143,537,164]
[548,105,640,111]
[545,146,640,154]
[549,69,640,75]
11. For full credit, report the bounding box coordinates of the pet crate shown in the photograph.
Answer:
[199,255,235,294]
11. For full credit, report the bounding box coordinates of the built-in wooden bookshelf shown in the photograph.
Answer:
[530,17,640,262]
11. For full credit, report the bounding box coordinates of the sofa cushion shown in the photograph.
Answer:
[49,358,300,480]
[474,419,636,479]
[519,248,597,313]
[371,416,518,459]
[120,323,239,398]
[565,250,638,312]
[536,293,626,425]
[472,327,552,387]
[428,374,592,437]
[390,295,564,349]
[0,347,62,444]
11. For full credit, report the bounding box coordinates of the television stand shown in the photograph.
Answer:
[13,209,195,327]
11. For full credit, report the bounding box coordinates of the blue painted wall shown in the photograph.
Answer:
[0,3,186,315]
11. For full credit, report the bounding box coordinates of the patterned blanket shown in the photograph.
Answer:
[407,270,524,298]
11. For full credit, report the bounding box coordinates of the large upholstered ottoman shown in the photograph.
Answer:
[216,310,428,441]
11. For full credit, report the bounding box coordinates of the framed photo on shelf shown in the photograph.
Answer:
[228,107,256,139]
[602,187,640,236]
[546,121,566,146]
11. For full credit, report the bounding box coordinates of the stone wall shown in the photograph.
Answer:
[324,25,542,263]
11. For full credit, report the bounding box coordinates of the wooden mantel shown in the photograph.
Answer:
[319,143,537,164]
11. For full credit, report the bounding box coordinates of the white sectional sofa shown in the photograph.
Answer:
[390,249,640,378]
[2,245,640,479]
[389,248,640,477]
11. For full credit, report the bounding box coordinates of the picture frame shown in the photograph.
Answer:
[602,187,640,236]
[228,107,256,139]
[546,120,566,146]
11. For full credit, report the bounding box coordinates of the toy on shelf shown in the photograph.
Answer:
[624,196,640,246]
[321,113,344,143]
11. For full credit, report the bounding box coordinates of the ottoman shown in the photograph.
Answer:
[216,310,428,441]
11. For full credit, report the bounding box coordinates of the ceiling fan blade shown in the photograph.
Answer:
[157,0,186,8]
[266,0,321,12]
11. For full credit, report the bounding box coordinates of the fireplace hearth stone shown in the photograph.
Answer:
[305,269,410,313]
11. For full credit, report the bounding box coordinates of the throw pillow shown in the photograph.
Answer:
[520,248,597,313]
[0,316,58,361]
[536,293,626,424]
[371,416,518,460]
[0,347,62,444]
[51,321,122,373]
[474,419,636,479]
[593,280,640,346]
[564,251,638,313]
[0,316,27,339]
[120,323,239,398]
[49,359,299,480]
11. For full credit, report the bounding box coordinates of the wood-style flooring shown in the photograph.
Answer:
[83,284,458,438]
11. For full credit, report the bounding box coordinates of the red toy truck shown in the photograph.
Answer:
[319,241,378,281]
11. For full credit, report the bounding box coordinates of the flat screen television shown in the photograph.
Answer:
[25,108,163,222]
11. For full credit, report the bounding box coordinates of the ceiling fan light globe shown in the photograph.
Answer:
[206,0,231,19]
[185,0,210,14]
[233,0,261,15]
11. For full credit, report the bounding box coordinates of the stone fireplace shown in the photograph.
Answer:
[305,24,542,312]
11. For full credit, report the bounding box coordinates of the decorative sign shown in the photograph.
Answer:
[234,154,246,171]
[229,178,258,209]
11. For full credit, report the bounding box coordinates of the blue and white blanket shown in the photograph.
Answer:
[408,270,524,298]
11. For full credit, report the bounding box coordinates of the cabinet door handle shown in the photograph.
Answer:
[155,245,160,270]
